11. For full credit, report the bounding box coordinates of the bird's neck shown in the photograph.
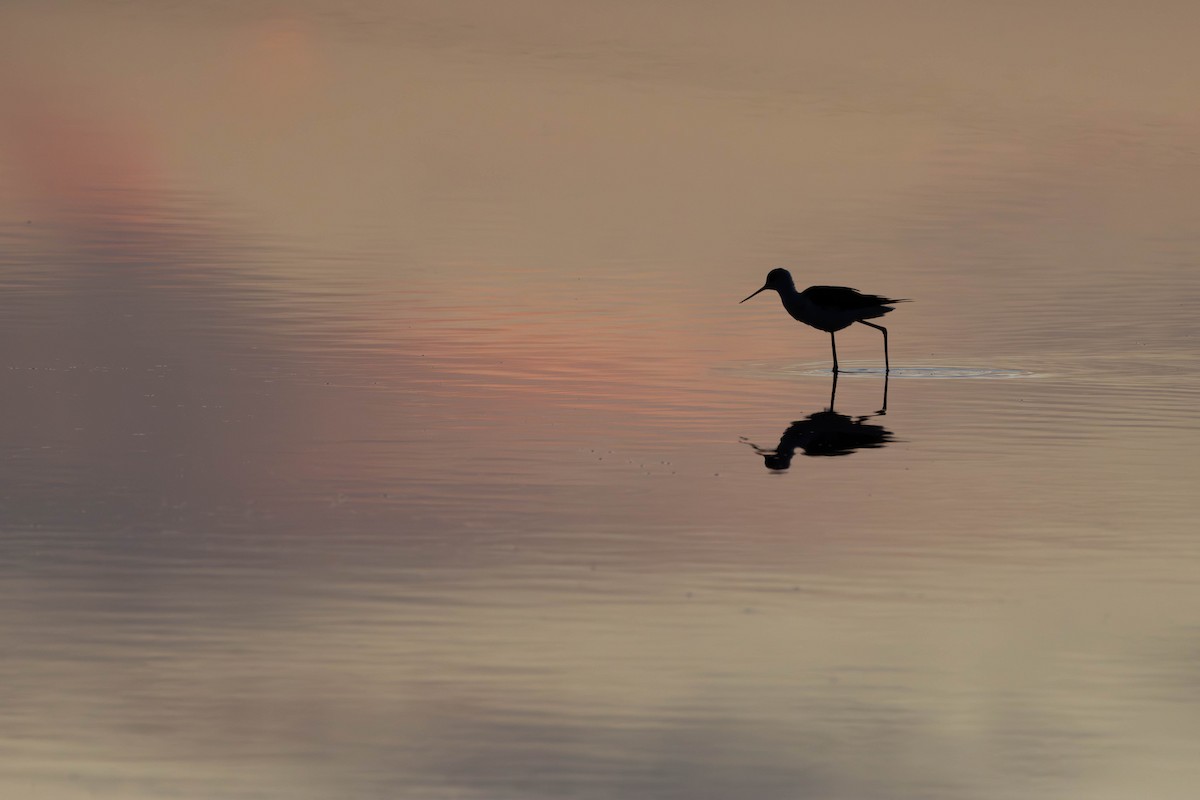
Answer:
[775,282,800,301]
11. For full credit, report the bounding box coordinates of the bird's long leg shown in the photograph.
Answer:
[829,370,839,411]
[830,332,839,374]
[858,321,889,373]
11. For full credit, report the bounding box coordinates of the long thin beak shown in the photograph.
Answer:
[740,286,768,304]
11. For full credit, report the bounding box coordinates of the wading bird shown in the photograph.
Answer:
[740,268,906,373]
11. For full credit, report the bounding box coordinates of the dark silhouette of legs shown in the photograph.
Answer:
[830,332,839,374]
[858,321,889,372]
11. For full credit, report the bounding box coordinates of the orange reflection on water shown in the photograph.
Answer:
[224,15,326,122]
[0,76,159,218]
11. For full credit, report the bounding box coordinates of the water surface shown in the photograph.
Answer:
[2,3,1200,798]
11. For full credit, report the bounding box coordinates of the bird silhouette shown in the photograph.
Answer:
[740,373,894,470]
[740,268,907,373]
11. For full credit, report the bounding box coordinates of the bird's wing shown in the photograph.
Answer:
[806,285,907,310]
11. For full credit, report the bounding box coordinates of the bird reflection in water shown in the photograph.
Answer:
[741,374,894,470]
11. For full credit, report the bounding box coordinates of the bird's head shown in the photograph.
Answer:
[740,268,794,303]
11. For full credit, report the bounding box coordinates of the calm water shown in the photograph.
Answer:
[3,3,1200,798]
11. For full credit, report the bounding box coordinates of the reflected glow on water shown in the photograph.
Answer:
[2,2,1200,799]
[724,362,1043,379]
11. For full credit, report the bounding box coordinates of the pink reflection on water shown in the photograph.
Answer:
[0,74,160,219]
